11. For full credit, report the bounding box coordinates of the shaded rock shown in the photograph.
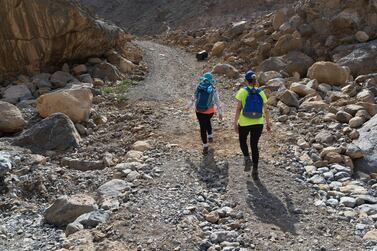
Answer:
[72,65,88,75]
[125,150,143,162]
[61,158,105,171]
[211,42,226,57]
[260,51,314,77]
[37,87,93,123]
[13,113,81,153]
[206,211,220,224]
[346,144,364,159]
[258,71,282,85]
[107,51,135,74]
[357,89,375,104]
[307,61,350,85]
[65,222,84,236]
[336,111,353,123]
[272,34,302,56]
[349,117,365,128]
[212,64,239,79]
[364,230,377,241]
[51,71,79,88]
[44,194,97,227]
[93,62,123,82]
[73,210,109,228]
[132,141,151,152]
[340,184,368,195]
[344,104,364,116]
[300,101,329,112]
[278,90,299,108]
[315,130,336,145]
[265,78,286,92]
[0,154,12,176]
[0,101,26,133]
[126,170,141,182]
[354,115,377,173]
[290,82,316,96]
[273,9,286,30]
[355,31,369,43]
[3,85,32,104]
[324,152,343,164]
[340,197,356,208]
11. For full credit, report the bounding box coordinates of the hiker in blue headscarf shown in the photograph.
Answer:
[187,72,223,154]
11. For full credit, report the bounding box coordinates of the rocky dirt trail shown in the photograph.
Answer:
[105,41,365,250]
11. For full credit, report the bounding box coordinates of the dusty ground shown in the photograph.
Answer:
[0,41,365,251]
[106,41,364,250]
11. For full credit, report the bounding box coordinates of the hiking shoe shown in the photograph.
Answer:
[244,158,252,172]
[203,146,209,155]
[252,168,259,180]
[208,137,213,143]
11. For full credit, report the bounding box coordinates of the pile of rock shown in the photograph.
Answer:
[162,0,377,81]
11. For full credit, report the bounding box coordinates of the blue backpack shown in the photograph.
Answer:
[195,82,214,112]
[243,87,263,119]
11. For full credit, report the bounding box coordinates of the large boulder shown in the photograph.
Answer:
[12,113,81,153]
[260,51,314,76]
[212,64,239,79]
[290,82,316,97]
[50,71,79,88]
[0,0,129,75]
[278,90,299,108]
[211,42,226,57]
[44,194,97,227]
[307,61,350,85]
[37,88,93,123]
[272,34,303,56]
[107,51,135,74]
[0,101,26,133]
[93,62,123,82]
[2,85,33,104]
[333,40,377,76]
[354,115,377,173]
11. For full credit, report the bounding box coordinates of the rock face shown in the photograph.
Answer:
[0,0,129,75]
[36,88,93,123]
[0,101,26,133]
[354,115,377,173]
[44,194,97,227]
[13,113,81,153]
[307,62,350,85]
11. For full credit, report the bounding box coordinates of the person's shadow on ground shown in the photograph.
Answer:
[246,179,299,234]
[187,149,229,193]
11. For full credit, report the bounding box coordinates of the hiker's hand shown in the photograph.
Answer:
[219,114,223,121]
[266,123,271,132]
[234,123,239,134]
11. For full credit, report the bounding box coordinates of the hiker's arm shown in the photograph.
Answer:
[234,101,242,133]
[264,104,271,131]
[214,91,223,120]
[186,94,196,110]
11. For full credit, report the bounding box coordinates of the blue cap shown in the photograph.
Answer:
[200,72,215,84]
[245,70,256,81]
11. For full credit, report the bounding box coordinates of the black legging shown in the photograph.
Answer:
[196,112,214,144]
[239,124,264,168]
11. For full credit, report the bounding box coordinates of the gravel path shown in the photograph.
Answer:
[110,41,364,250]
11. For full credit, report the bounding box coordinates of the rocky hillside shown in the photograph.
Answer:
[79,0,296,35]
[0,0,130,76]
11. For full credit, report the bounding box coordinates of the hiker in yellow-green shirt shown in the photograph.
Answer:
[234,70,271,179]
